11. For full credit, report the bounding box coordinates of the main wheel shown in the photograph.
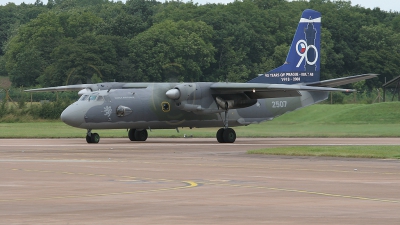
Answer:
[86,135,92,143]
[216,128,225,143]
[91,133,100,143]
[134,129,148,141]
[128,129,137,141]
[222,128,236,143]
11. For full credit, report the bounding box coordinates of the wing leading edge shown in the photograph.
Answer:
[210,83,353,99]
[24,82,151,93]
[211,74,378,99]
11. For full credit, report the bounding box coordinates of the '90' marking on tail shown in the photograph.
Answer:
[296,40,318,68]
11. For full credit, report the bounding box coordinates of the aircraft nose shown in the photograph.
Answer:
[60,104,85,128]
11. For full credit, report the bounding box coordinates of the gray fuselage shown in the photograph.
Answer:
[60,82,328,130]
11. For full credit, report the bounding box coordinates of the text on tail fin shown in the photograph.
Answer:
[248,9,321,84]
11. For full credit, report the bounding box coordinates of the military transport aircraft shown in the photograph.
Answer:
[26,9,377,144]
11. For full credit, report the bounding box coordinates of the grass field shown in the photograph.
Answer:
[248,146,400,159]
[1,102,400,159]
[1,102,400,138]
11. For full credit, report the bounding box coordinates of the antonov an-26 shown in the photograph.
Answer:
[26,9,377,144]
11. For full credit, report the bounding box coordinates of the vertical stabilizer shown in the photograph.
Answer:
[248,9,321,84]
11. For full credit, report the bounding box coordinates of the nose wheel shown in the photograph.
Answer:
[86,129,100,143]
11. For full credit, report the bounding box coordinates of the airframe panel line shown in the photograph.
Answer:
[200,182,399,204]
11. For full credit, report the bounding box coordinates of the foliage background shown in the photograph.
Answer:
[0,0,398,90]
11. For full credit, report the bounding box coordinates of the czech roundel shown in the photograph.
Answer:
[298,43,306,54]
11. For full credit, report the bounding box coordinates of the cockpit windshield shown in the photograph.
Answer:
[80,95,89,101]
[89,95,97,101]
[79,94,105,102]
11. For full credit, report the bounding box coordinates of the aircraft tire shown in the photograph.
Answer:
[222,128,236,143]
[128,129,137,141]
[86,135,92,143]
[134,129,148,141]
[216,128,225,143]
[91,133,100,143]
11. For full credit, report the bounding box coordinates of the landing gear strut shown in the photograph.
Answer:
[216,109,236,143]
[128,129,148,141]
[86,129,100,144]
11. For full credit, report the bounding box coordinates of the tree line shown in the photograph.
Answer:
[1,0,399,91]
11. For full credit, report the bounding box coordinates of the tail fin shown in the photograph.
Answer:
[248,9,321,84]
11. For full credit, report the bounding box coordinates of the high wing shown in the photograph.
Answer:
[305,74,378,87]
[210,82,354,99]
[24,82,151,93]
[25,84,99,92]
[210,73,378,99]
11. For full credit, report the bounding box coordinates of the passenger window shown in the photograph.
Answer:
[97,96,104,101]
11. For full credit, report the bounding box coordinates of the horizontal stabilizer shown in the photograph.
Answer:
[306,74,378,87]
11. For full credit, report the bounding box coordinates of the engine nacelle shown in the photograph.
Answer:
[166,83,207,112]
[215,96,257,110]
[166,83,197,102]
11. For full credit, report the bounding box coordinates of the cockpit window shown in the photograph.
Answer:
[89,95,97,101]
[96,96,104,101]
[80,95,89,101]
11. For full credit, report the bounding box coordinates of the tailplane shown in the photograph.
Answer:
[248,9,321,84]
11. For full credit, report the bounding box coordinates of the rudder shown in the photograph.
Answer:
[248,9,321,84]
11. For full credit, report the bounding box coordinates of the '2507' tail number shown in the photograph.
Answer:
[272,101,287,108]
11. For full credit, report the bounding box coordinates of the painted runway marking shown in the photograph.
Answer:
[2,169,198,202]
[0,181,197,202]
[201,181,399,204]
[5,168,398,204]
[115,161,400,176]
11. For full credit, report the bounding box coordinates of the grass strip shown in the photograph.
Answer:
[248,146,400,159]
[1,122,400,138]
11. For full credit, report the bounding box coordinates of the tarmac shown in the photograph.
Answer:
[0,138,399,224]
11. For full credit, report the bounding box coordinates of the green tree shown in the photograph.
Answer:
[129,20,215,82]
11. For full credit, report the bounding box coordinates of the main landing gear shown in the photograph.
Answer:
[216,109,236,143]
[85,129,148,144]
[86,129,100,144]
[128,128,148,142]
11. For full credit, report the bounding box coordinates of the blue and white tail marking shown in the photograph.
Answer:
[248,9,321,84]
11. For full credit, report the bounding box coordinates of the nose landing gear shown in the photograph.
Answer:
[86,129,100,144]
